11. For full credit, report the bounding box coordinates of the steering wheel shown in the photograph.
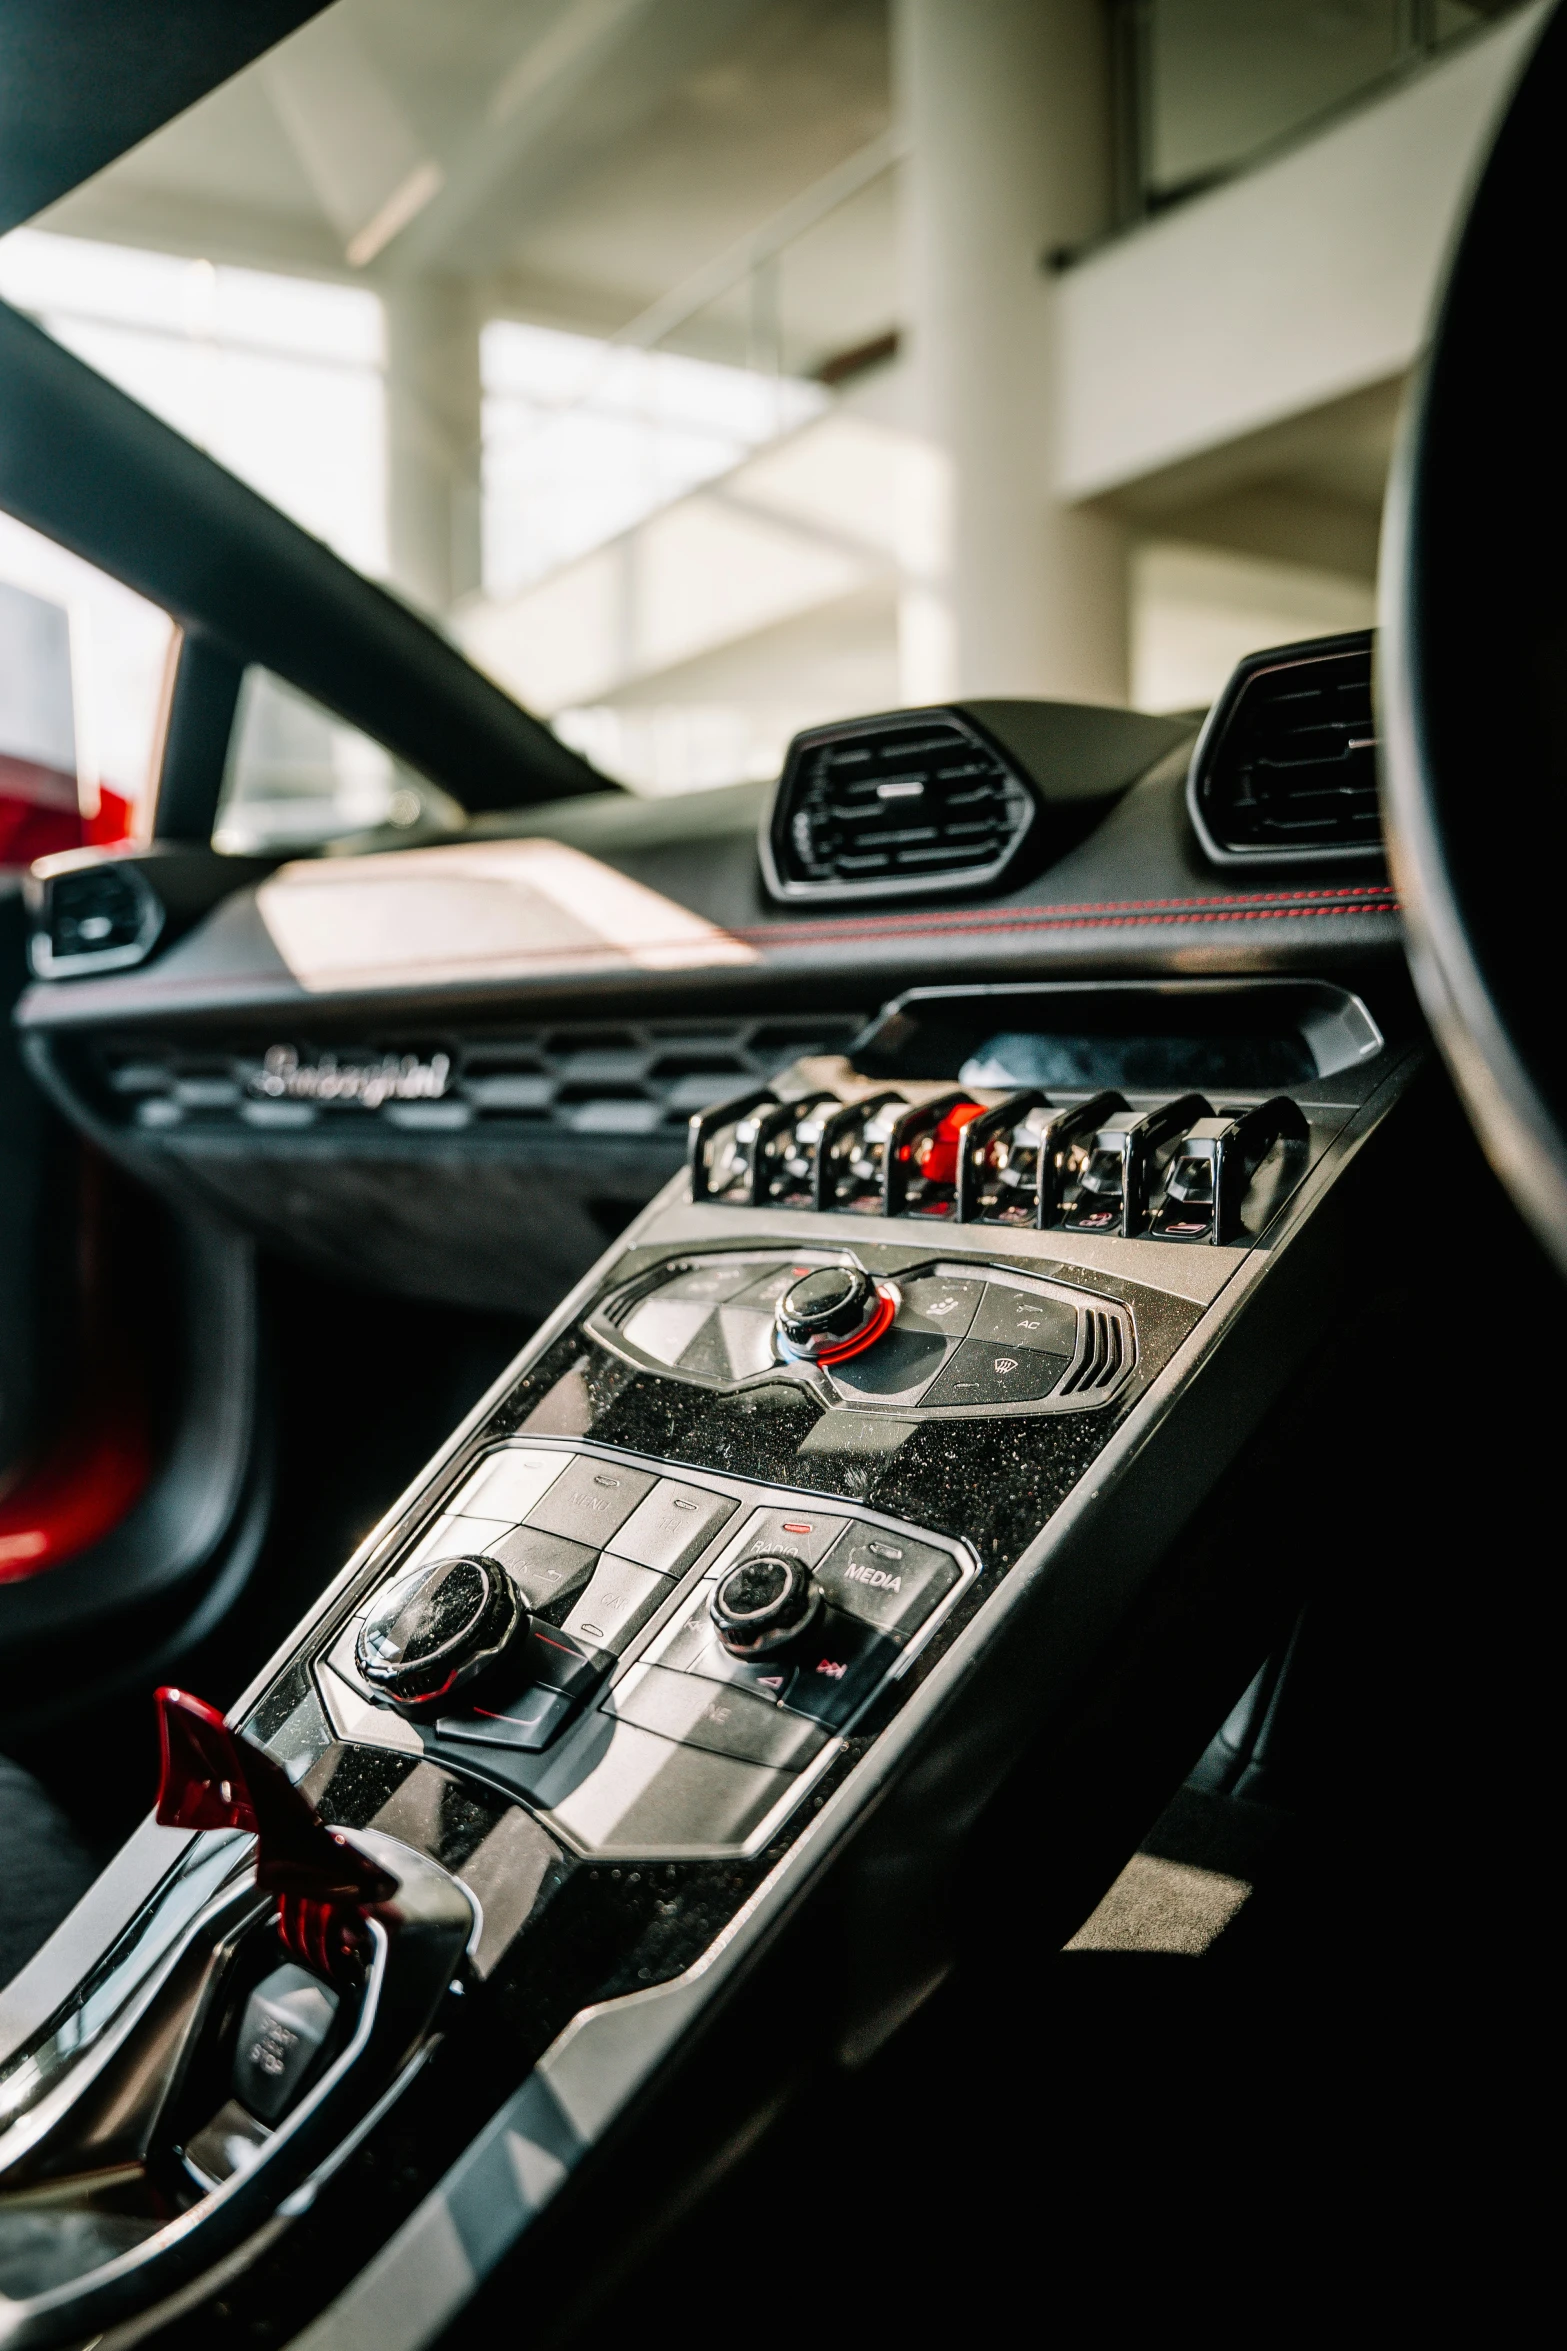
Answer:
[1382,2,1567,1273]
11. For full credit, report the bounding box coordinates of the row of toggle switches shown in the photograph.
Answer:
[690,1084,1309,1244]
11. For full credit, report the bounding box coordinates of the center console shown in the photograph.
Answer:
[0,980,1416,2348]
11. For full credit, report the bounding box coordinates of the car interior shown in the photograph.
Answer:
[0,1,1557,2342]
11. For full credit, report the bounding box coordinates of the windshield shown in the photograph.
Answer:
[1,0,1448,827]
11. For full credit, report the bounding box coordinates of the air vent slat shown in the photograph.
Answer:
[766,708,1036,903]
[1188,630,1384,868]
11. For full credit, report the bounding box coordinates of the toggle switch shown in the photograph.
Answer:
[732,1091,842,1207]
[1056,1094,1212,1237]
[814,1091,908,1213]
[1151,1095,1310,1242]
[959,1090,1128,1226]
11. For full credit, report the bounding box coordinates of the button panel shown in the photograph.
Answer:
[588,1254,1134,1417]
[690,1082,1310,1245]
[313,1441,975,1857]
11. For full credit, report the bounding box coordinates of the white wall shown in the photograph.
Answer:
[1055,3,1547,502]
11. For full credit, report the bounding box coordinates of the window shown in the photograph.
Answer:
[3,0,898,811]
[0,232,386,575]
[1115,0,1509,217]
[213,670,460,857]
[0,513,173,861]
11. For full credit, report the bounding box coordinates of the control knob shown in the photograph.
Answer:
[356,1554,522,1710]
[710,1552,823,1658]
[774,1264,895,1363]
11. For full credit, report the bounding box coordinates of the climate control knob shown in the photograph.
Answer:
[774,1265,893,1362]
[356,1554,522,1709]
[710,1552,823,1658]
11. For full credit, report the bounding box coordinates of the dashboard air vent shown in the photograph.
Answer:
[762,709,1035,904]
[29,859,165,978]
[1187,631,1382,867]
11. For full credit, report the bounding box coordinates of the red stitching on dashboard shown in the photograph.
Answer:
[26,890,1398,1010]
[739,894,1399,946]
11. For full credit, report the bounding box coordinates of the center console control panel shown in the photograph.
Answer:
[587,1247,1135,1415]
[692,1078,1309,1243]
[314,1439,975,1857]
[0,979,1414,2347]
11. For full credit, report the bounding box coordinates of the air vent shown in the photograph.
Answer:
[1059,1307,1129,1396]
[1187,631,1383,867]
[762,709,1036,903]
[88,1015,864,1139]
[29,860,165,978]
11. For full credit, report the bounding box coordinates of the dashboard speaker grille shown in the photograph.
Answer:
[1187,631,1382,867]
[764,710,1035,903]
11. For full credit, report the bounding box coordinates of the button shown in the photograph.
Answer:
[710,1306,779,1379]
[231,1964,339,2124]
[652,1596,796,1703]
[450,1446,571,1524]
[559,1557,670,1653]
[486,1524,598,1611]
[621,1295,718,1368]
[970,1284,1078,1356]
[659,1304,782,1381]
[544,1721,795,1852]
[895,1275,983,1339]
[609,1665,826,1771]
[731,1259,824,1309]
[729,1506,847,1569]
[659,1259,773,1303]
[436,1685,577,1751]
[527,1457,656,1546]
[828,1326,949,1401]
[399,1511,515,1572]
[816,1524,961,1640]
[780,1606,897,1729]
[608,1480,737,1576]
[921,1338,1071,1408]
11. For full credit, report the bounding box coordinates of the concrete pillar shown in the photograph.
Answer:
[896,0,1128,706]
[383,275,483,616]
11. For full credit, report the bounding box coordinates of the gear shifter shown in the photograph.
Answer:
[155,1686,399,1980]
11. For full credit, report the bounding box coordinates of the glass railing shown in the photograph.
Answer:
[1110,0,1524,225]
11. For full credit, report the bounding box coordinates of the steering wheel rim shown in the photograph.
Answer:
[1380,0,1567,1274]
